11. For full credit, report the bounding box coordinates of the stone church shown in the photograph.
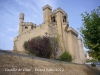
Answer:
[14,5,85,64]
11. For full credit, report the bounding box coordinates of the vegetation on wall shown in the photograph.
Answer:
[80,6,100,61]
[59,51,72,62]
[23,36,59,59]
[86,59,98,62]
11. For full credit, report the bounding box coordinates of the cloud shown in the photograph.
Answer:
[14,0,58,24]
[4,25,18,32]
[7,27,18,32]
[0,32,5,37]
[8,37,14,41]
[33,0,58,8]
[13,0,42,24]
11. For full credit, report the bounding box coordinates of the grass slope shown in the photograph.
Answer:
[0,54,99,75]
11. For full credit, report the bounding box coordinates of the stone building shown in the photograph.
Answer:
[14,5,85,64]
[85,53,93,60]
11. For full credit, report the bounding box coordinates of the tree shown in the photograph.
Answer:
[80,6,100,61]
[23,36,59,59]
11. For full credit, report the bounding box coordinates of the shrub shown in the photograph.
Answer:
[91,63,96,67]
[23,36,59,59]
[23,41,29,50]
[86,59,98,62]
[59,51,72,62]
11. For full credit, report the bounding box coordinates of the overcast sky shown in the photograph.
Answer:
[0,0,100,50]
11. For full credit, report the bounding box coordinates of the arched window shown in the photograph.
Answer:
[51,16,56,22]
[25,26,28,29]
[31,25,33,29]
[63,16,66,22]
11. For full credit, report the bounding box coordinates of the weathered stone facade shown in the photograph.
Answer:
[14,5,85,64]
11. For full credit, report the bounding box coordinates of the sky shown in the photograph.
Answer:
[0,0,100,51]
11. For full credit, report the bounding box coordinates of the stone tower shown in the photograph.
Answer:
[53,8,69,53]
[19,13,24,35]
[18,13,36,36]
[14,5,86,64]
[43,4,52,22]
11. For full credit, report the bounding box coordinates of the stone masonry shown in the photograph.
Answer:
[14,5,86,64]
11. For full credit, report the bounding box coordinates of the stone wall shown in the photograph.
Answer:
[14,22,50,52]
[78,38,86,64]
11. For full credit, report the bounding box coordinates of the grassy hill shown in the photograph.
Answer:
[0,53,100,75]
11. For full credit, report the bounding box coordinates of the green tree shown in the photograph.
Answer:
[80,6,100,61]
[50,36,59,59]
